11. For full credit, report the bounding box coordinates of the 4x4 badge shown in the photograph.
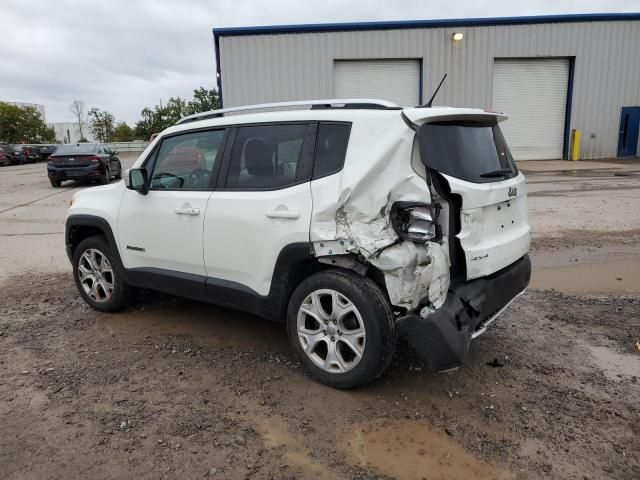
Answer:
[508,186,517,198]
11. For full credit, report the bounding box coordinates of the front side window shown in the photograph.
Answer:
[149,129,226,190]
[225,124,310,189]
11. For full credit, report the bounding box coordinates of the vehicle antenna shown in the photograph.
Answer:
[423,73,447,108]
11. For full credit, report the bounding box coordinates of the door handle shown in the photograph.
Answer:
[266,210,300,219]
[174,207,200,216]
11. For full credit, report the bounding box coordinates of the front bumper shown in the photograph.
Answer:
[48,163,104,181]
[396,254,531,371]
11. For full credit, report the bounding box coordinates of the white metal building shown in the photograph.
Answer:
[48,122,96,144]
[213,13,640,160]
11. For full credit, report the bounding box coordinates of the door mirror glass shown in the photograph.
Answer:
[128,168,148,193]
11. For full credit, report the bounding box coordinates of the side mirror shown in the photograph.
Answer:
[112,150,119,155]
[127,168,149,195]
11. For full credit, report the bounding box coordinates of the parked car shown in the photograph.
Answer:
[0,145,14,166]
[47,143,122,187]
[65,99,531,388]
[3,145,28,164]
[39,144,58,161]
[22,145,41,163]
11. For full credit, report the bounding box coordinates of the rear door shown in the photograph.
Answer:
[417,117,530,280]
[203,123,315,296]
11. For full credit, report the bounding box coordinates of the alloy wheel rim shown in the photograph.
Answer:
[77,248,114,303]
[297,289,366,373]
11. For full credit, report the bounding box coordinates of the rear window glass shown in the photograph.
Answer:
[54,144,99,154]
[419,120,517,183]
[313,123,351,178]
[225,124,310,189]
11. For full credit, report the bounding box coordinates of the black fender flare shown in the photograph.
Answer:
[65,215,124,272]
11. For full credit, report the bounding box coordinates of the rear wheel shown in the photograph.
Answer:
[72,236,130,312]
[49,178,61,188]
[100,167,110,185]
[287,269,396,389]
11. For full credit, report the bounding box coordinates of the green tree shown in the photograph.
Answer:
[0,102,55,143]
[185,87,219,115]
[133,87,219,140]
[133,106,166,140]
[112,122,134,142]
[88,107,115,142]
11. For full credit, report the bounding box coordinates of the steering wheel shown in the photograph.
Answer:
[152,172,184,188]
[186,168,210,188]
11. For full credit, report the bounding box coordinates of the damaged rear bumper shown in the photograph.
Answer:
[396,254,531,371]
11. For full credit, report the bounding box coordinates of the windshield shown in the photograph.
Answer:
[54,144,99,155]
[419,120,517,183]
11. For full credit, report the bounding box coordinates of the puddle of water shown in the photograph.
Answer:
[101,300,288,351]
[530,258,640,295]
[588,346,640,381]
[346,420,510,480]
[258,417,336,479]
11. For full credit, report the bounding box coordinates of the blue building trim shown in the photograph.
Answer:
[213,13,639,38]
[418,58,424,105]
[212,13,639,108]
[214,34,224,108]
[562,57,576,160]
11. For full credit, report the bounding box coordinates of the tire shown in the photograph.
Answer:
[100,167,110,185]
[287,269,396,389]
[114,163,122,180]
[50,178,61,188]
[72,235,131,312]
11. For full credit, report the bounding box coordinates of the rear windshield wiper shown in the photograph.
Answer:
[479,168,514,178]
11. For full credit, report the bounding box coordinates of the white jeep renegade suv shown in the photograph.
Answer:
[65,99,531,389]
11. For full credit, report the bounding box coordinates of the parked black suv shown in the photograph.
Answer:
[47,143,123,187]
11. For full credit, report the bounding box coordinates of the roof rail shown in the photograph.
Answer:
[175,99,401,124]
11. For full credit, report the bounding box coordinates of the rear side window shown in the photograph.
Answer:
[419,120,518,184]
[313,122,351,178]
[225,124,311,189]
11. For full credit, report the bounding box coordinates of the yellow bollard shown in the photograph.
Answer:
[571,129,581,161]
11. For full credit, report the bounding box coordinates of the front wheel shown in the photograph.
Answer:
[50,178,61,188]
[72,236,130,312]
[287,269,396,389]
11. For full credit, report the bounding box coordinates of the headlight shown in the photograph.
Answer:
[390,201,441,243]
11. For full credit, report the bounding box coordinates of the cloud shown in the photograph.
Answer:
[0,0,637,124]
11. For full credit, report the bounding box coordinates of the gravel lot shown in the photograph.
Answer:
[1,155,639,479]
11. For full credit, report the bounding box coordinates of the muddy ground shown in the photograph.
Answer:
[1,158,639,479]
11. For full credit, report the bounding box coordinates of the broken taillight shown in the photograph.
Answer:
[390,202,441,243]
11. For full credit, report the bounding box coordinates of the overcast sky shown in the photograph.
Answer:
[1,0,637,125]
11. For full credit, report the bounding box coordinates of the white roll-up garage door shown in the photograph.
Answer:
[334,59,420,107]
[492,58,569,160]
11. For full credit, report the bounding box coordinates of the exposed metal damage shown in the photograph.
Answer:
[309,116,450,311]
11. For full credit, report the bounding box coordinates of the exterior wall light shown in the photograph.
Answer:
[452,32,464,41]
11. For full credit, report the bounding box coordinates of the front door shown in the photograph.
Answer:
[618,107,640,157]
[117,128,227,277]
